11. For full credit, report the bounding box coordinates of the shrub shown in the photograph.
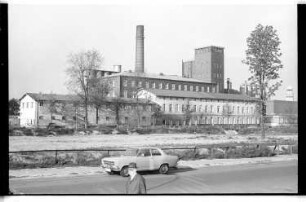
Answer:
[34,128,49,136]
[225,145,276,158]
[94,125,114,134]
[238,127,261,135]
[135,127,152,134]
[266,126,298,134]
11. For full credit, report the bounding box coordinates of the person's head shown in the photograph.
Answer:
[128,162,137,176]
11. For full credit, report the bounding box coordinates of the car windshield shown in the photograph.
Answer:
[122,148,138,156]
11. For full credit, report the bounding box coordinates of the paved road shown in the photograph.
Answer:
[10,160,297,194]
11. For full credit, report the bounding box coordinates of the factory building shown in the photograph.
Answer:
[17,25,297,128]
[94,25,261,126]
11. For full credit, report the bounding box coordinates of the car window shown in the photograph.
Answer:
[123,149,138,156]
[137,149,151,157]
[137,149,145,157]
[152,149,161,156]
[144,149,151,157]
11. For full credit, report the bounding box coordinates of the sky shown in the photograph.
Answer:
[8,1,298,101]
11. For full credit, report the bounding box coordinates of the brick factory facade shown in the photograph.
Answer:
[100,71,218,99]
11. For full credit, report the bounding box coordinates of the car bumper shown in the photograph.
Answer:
[101,165,121,172]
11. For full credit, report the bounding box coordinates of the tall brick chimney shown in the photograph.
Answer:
[135,25,144,73]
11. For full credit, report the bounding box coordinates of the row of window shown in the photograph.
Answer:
[123,80,216,93]
[105,116,147,123]
[39,115,148,123]
[214,63,223,69]
[21,102,34,109]
[162,103,254,114]
[165,116,259,125]
[213,73,222,79]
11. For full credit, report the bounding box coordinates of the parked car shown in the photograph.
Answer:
[101,147,179,177]
[47,123,65,130]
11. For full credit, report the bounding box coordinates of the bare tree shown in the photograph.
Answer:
[222,103,233,124]
[133,87,145,128]
[66,49,102,129]
[71,100,81,131]
[107,97,127,126]
[183,99,194,126]
[48,95,58,124]
[242,24,283,139]
[137,90,161,126]
[151,105,163,126]
[88,77,112,125]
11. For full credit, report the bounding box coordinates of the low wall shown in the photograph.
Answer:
[9,143,298,169]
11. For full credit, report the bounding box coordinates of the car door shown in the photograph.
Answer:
[151,148,164,169]
[136,148,153,171]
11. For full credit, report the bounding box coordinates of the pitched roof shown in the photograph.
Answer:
[103,71,216,84]
[20,93,155,105]
[21,93,80,102]
[143,89,259,102]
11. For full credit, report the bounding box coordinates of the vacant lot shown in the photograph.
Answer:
[9,132,298,152]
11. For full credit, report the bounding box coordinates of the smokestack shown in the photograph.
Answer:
[227,78,230,91]
[135,25,144,73]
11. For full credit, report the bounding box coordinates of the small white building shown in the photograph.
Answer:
[19,93,39,127]
[19,93,79,128]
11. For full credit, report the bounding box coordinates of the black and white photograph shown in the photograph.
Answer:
[6,0,298,195]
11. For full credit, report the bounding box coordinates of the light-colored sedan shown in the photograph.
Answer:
[101,147,179,177]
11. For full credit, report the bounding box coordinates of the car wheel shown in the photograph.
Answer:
[159,164,169,174]
[106,171,114,175]
[120,166,129,177]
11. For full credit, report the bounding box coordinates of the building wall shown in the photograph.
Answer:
[266,100,298,115]
[19,95,37,127]
[36,100,79,128]
[194,48,212,83]
[265,115,298,127]
[87,104,153,126]
[183,46,225,93]
[137,90,260,126]
[210,47,224,92]
[20,97,154,128]
[265,100,298,127]
[119,75,218,98]
[158,96,259,125]
[182,61,194,78]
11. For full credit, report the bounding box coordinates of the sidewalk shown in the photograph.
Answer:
[9,154,297,179]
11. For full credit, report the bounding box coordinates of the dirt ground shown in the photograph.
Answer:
[9,132,298,151]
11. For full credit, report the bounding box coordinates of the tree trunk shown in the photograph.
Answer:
[75,107,78,131]
[116,108,120,126]
[96,107,99,125]
[84,98,88,129]
[261,113,265,139]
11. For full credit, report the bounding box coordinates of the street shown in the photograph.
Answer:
[9,160,297,194]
